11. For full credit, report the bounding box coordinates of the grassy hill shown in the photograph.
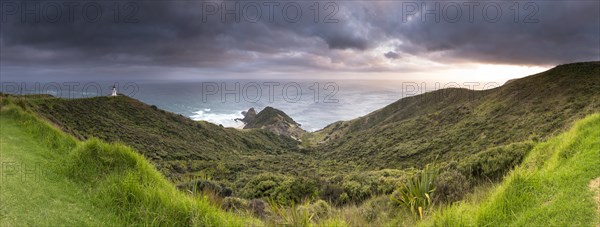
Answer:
[1,62,599,225]
[0,110,122,225]
[245,107,299,129]
[427,113,600,226]
[0,101,254,226]
[2,97,598,226]
[25,95,299,161]
[312,62,600,170]
[7,94,368,205]
[13,95,312,181]
[5,62,599,207]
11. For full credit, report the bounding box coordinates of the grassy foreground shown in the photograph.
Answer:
[1,96,599,226]
[427,113,600,226]
[0,101,255,226]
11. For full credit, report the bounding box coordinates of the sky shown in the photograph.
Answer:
[1,0,599,83]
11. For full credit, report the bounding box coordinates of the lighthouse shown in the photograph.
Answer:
[111,84,118,96]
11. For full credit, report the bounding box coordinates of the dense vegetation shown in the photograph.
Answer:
[312,62,600,169]
[3,98,598,226]
[16,95,309,184]
[428,113,600,226]
[8,93,398,207]
[1,62,599,226]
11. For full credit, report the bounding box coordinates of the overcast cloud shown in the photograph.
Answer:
[1,0,598,80]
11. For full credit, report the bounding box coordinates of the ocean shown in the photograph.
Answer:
[0,79,500,131]
[132,80,407,131]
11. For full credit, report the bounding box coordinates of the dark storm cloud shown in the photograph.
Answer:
[393,1,600,65]
[0,0,598,79]
[384,51,401,59]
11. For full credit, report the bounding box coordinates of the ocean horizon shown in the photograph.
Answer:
[1,79,504,131]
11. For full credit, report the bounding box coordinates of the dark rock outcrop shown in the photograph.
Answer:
[235,108,257,124]
[241,106,306,140]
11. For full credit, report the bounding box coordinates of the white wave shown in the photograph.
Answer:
[190,109,245,128]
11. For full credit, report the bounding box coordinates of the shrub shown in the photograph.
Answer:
[339,192,350,204]
[171,162,187,173]
[221,197,248,211]
[318,170,408,205]
[359,196,393,223]
[320,183,344,204]
[240,173,287,199]
[433,169,470,203]
[341,180,373,203]
[295,200,330,220]
[248,199,268,218]
[177,179,233,197]
[241,174,318,205]
[268,200,313,227]
[361,203,378,222]
[391,164,437,220]
[460,141,534,181]
[310,200,331,219]
[272,177,319,204]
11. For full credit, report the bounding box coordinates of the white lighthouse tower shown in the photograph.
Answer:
[111,84,118,97]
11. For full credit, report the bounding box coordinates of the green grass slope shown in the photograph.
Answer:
[0,111,121,226]
[0,101,254,226]
[427,113,600,226]
[15,95,314,184]
[313,62,600,169]
[2,93,382,206]
[25,95,299,161]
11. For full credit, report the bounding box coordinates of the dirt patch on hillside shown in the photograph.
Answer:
[590,177,600,227]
